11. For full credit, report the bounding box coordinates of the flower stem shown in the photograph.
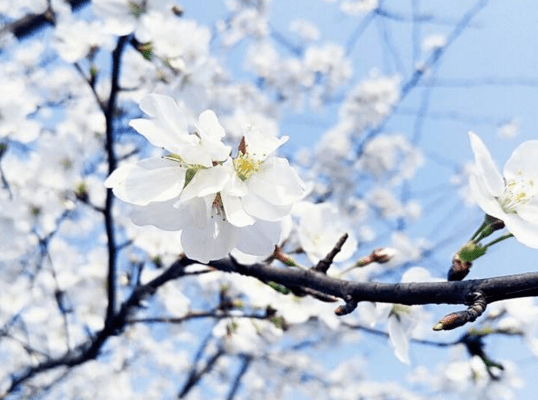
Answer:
[472,215,506,243]
[470,218,489,241]
[273,246,305,269]
[337,255,372,278]
[483,233,514,250]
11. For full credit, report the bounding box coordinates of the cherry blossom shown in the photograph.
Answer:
[106,94,304,262]
[469,132,538,248]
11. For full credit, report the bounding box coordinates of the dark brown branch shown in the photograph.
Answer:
[207,257,538,308]
[312,233,348,274]
[334,294,358,316]
[104,35,129,330]
[5,254,538,397]
[178,348,225,399]
[433,291,487,331]
[226,355,253,400]
[126,309,273,325]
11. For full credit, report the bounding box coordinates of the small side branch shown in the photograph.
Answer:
[226,355,253,400]
[335,295,358,316]
[178,348,225,399]
[433,291,487,331]
[312,233,349,274]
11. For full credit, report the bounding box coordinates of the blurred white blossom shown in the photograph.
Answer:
[289,19,320,41]
[498,118,521,139]
[294,201,358,264]
[422,34,447,52]
[339,0,378,15]
[340,72,400,136]
[358,133,424,184]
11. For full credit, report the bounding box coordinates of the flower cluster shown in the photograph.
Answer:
[468,132,538,248]
[105,94,305,263]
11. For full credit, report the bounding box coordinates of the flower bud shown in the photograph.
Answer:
[371,247,398,264]
[457,241,486,263]
[447,253,472,281]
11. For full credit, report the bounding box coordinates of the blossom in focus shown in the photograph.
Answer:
[468,132,538,248]
[105,94,304,263]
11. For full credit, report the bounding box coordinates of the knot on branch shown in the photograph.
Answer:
[312,233,349,274]
[433,291,487,331]
[335,295,358,316]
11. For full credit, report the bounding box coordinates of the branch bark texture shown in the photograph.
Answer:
[207,258,538,307]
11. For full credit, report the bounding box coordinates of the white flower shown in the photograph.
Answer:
[229,125,305,222]
[105,94,304,263]
[468,132,538,248]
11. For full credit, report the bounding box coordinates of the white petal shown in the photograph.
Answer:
[502,214,538,249]
[225,173,249,197]
[130,94,191,153]
[245,128,288,160]
[248,157,305,206]
[468,132,504,196]
[503,140,538,181]
[178,142,215,167]
[469,172,505,219]
[181,219,238,263]
[182,140,231,166]
[388,314,411,365]
[197,110,226,139]
[105,158,184,206]
[175,196,211,229]
[518,199,538,224]
[184,111,230,165]
[221,192,256,227]
[242,191,293,221]
[181,164,231,201]
[131,199,188,231]
[235,220,281,256]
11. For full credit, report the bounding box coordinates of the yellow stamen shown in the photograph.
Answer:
[234,155,260,181]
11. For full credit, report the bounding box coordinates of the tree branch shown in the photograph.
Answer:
[178,348,225,398]
[103,35,129,330]
[206,257,538,308]
[2,257,191,397]
[226,355,253,400]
